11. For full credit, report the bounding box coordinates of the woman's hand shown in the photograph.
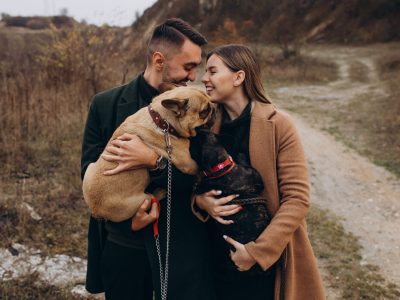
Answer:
[195,190,241,225]
[101,133,158,175]
[224,235,257,271]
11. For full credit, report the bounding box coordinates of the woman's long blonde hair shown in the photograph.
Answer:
[206,44,271,104]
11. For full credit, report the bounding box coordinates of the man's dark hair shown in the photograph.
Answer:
[147,18,207,64]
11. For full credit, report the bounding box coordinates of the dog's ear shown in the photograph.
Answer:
[159,82,179,93]
[161,98,189,116]
[204,103,217,127]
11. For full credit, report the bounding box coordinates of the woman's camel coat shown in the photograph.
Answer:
[193,101,325,300]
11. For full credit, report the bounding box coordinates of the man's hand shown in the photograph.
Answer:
[224,235,257,271]
[131,199,159,231]
[102,133,158,175]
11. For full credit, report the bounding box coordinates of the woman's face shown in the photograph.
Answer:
[202,54,238,103]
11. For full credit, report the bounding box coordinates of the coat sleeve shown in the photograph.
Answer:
[245,113,310,271]
[190,195,210,222]
[81,97,107,180]
[81,97,108,293]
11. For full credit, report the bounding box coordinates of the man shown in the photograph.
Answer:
[81,18,215,300]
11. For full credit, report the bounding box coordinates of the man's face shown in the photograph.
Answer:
[162,39,202,86]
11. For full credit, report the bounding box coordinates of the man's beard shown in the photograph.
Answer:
[162,65,188,86]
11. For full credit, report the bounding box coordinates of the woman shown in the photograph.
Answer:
[192,44,325,300]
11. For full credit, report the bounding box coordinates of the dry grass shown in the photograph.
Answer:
[263,54,337,84]
[349,61,370,82]
[0,25,142,259]
[251,44,338,84]
[0,273,78,300]
[336,92,400,177]
[0,25,140,297]
[308,206,400,299]
[371,54,400,175]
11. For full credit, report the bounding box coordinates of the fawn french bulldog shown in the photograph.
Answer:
[83,85,213,222]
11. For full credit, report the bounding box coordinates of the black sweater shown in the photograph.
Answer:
[218,102,252,165]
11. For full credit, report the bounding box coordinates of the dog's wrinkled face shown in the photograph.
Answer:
[154,86,214,137]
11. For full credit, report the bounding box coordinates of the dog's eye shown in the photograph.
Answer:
[199,106,210,119]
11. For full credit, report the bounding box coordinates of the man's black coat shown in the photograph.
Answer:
[81,74,215,299]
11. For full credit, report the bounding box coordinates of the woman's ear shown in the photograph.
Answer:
[233,70,245,87]
[153,52,165,72]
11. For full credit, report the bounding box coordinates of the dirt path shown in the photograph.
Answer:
[293,112,400,284]
[273,45,400,288]
[275,45,388,103]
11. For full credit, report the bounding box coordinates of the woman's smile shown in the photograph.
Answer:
[205,85,214,94]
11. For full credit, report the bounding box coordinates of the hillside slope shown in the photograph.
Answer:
[133,0,400,44]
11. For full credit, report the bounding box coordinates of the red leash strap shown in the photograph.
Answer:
[151,197,160,237]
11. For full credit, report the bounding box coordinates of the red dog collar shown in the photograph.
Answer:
[202,156,236,179]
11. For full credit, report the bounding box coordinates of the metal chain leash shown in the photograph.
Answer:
[155,128,173,300]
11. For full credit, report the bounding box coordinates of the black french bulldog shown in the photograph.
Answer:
[191,127,271,275]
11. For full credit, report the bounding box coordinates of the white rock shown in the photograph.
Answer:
[71,285,105,299]
[20,202,42,221]
[0,244,86,287]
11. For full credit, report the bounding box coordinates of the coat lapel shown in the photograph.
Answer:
[115,76,141,127]
[249,101,280,216]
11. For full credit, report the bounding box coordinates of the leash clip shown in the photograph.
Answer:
[163,128,173,157]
